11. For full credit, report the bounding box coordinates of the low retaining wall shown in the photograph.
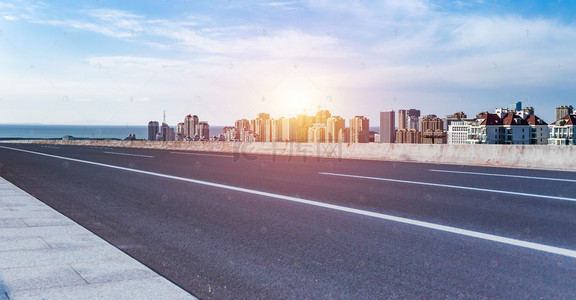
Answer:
[2,140,575,171]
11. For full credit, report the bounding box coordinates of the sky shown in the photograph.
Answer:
[1,0,576,126]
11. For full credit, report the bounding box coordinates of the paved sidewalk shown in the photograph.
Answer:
[0,177,196,300]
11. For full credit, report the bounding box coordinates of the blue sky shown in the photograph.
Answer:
[1,0,576,126]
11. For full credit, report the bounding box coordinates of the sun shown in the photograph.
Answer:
[280,88,315,116]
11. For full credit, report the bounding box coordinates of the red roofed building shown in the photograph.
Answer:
[549,114,576,145]
[501,113,530,144]
[525,115,549,144]
[467,113,505,144]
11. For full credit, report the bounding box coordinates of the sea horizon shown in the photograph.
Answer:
[0,124,381,140]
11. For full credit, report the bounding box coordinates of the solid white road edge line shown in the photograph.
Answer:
[429,169,576,183]
[103,151,155,158]
[320,172,576,203]
[2,145,576,259]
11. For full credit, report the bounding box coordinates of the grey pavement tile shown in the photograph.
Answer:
[21,217,75,227]
[0,237,50,252]
[0,224,92,239]
[0,265,86,293]
[0,209,63,219]
[0,201,48,209]
[70,260,157,284]
[0,196,40,205]
[42,234,109,249]
[0,177,195,300]
[0,245,133,269]
[7,277,196,300]
[0,218,28,228]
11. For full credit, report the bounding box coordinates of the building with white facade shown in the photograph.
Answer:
[549,114,576,145]
[526,115,549,144]
[467,113,504,144]
[447,121,471,144]
[501,113,530,144]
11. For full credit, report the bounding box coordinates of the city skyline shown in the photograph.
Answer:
[2,1,576,125]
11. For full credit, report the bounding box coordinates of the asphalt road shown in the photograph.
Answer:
[1,143,575,299]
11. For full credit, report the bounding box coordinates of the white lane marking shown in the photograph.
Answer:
[319,172,576,203]
[2,145,576,259]
[41,145,60,149]
[103,151,154,158]
[169,151,234,158]
[429,169,576,183]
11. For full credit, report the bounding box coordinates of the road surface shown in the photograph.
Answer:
[0,143,575,299]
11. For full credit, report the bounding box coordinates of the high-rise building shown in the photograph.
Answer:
[396,129,421,144]
[308,123,326,143]
[252,117,268,141]
[258,113,270,121]
[235,119,250,131]
[350,116,369,143]
[443,112,474,132]
[379,110,395,143]
[296,114,316,142]
[326,116,345,143]
[265,118,273,142]
[555,105,574,122]
[421,117,446,144]
[177,122,185,136]
[398,110,407,130]
[183,114,199,138]
[339,128,350,143]
[148,121,159,141]
[407,109,421,131]
[196,121,210,140]
[158,122,175,141]
[254,113,270,141]
[271,118,283,142]
[281,117,297,142]
[316,110,331,125]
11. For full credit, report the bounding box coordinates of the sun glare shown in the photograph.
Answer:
[280,88,315,116]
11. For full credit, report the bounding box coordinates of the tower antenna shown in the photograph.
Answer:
[163,110,166,124]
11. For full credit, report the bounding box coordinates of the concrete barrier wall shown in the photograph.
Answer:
[2,140,575,171]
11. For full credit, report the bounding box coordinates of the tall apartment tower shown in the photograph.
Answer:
[421,117,446,144]
[253,113,270,141]
[398,110,407,130]
[407,109,421,131]
[350,116,370,143]
[308,124,326,143]
[379,110,395,143]
[556,105,574,122]
[326,116,345,143]
[281,117,297,142]
[235,119,250,131]
[196,121,210,140]
[316,110,331,125]
[148,121,159,141]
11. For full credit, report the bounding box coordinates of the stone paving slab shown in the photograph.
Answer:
[0,177,196,300]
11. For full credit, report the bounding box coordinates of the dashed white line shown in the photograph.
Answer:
[2,145,576,259]
[169,151,234,158]
[319,172,576,203]
[429,169,576,183]
[103,151,154,158]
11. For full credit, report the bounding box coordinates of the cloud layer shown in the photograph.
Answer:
[1,0,575,125]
